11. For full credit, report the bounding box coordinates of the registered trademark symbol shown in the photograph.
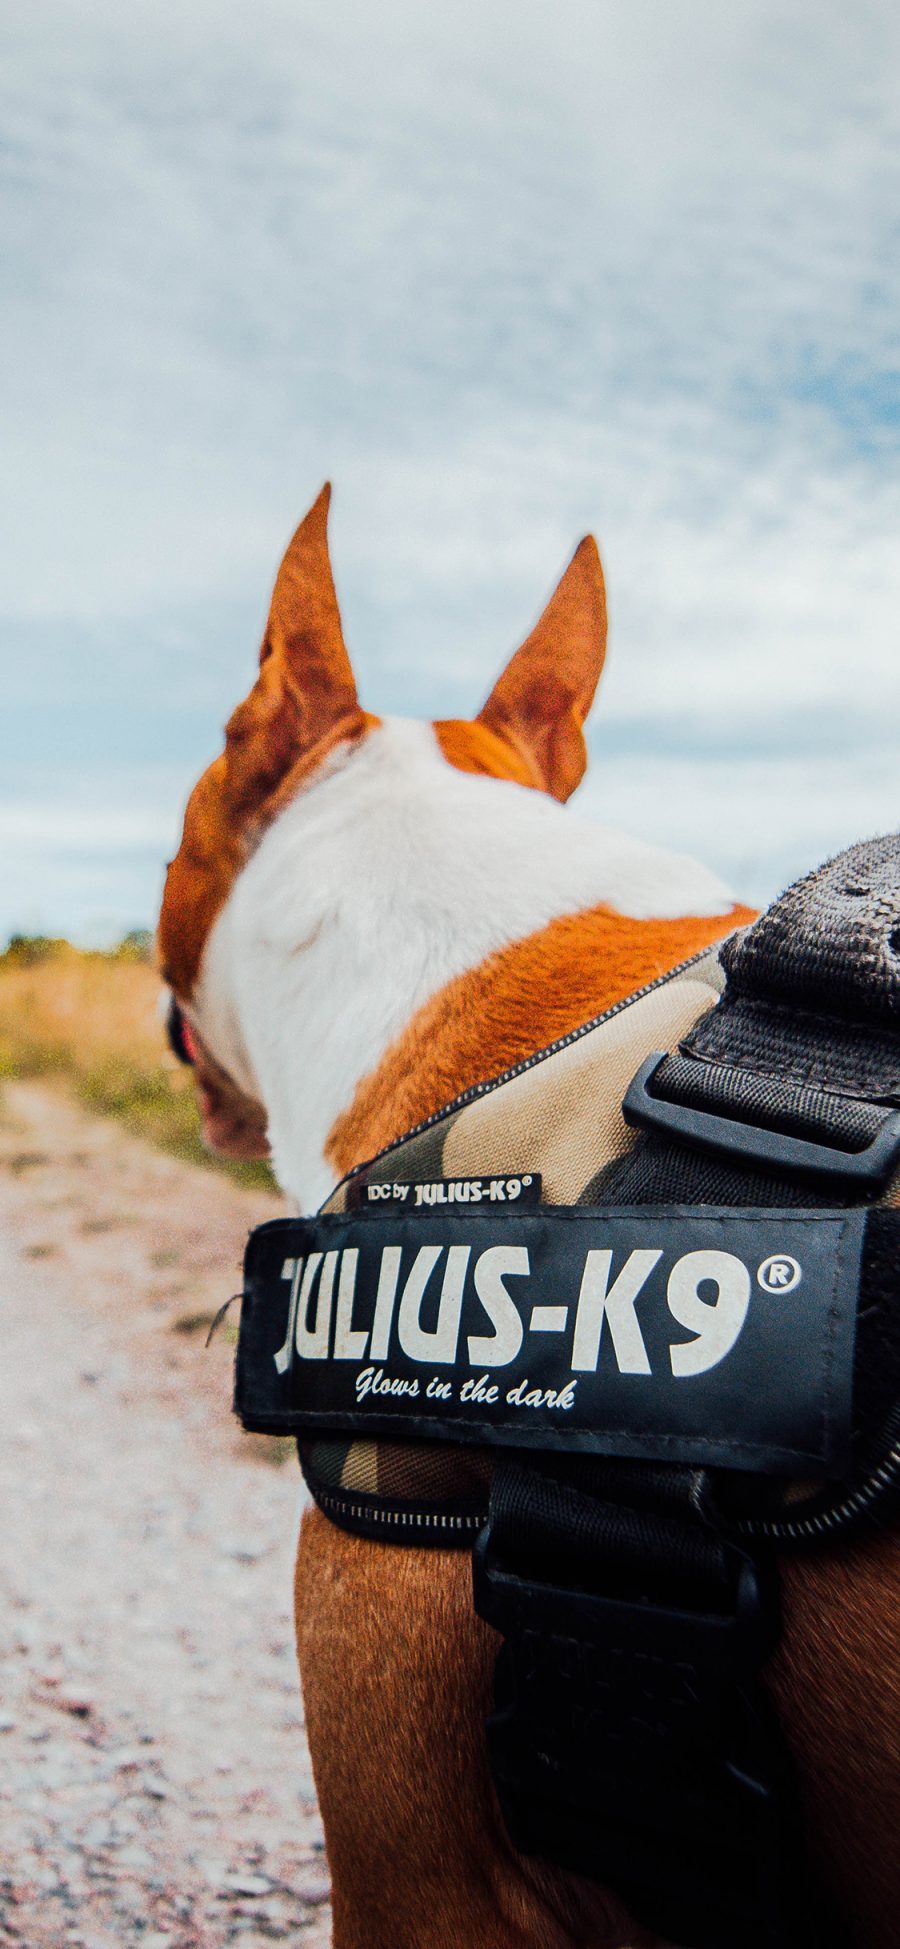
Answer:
[757,1254,801,1295]
[522,1175,532,1185]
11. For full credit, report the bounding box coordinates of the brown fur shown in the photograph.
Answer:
[474,533,607,802]
[328,901,755,1178]
[296,1516,663,1949]
[434,533,607,804]
[434,716,541,791]
[769,1544,900,1942]
[181,1019,272,1158]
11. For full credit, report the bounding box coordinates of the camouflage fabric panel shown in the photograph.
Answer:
[323,946,725,1216]
[299,1435,491,1540]
[303,947,726,1529]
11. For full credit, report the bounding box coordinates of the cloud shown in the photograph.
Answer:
[578,746,900,910]
[0,0,898,938]
[0,804,175,854]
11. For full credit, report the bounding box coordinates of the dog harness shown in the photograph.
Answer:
[234,833,900,1949]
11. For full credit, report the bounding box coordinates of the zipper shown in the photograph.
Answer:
[311,1484,486,1536]
[739,1415,900,1548]
[326,941,725,1208]
[314,1431,900,1547]
[313,1447,900,1550]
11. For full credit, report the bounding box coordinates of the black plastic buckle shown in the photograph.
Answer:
[473,1526,819,1949]
[623,1050,900,1192]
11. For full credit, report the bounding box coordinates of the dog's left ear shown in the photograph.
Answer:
[477,536,607,801]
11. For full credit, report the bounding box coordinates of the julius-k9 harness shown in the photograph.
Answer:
[234,834,900,1949]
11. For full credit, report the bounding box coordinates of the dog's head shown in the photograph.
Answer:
[157,485,607,1156]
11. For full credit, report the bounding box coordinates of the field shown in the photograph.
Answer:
[0,935,274,1188]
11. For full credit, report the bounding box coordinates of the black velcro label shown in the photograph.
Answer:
[235,1207,863,1476]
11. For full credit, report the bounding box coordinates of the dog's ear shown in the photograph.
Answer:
[222,483,363,821]
[260,481,357,716]
[476,536,607,801]
[158,486,366,996]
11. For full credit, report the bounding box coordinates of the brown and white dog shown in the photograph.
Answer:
[159,487,899,1948]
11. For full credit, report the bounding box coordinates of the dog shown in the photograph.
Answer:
[159,486,900,1948]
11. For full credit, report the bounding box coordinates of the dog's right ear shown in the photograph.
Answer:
[223,483,364,822]
[475,536,607,801]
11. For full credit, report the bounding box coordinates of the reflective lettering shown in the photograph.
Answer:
[295,1251,335,1361]
[370,1246,403,1360]
[668,1250,751,1376]
[571,1249,660,1374]
[467,1245,528,1366]
[355,1366,420,1401]
[273,1256,301,1374]
[398,1245,470,1363]
[460,1373,499,1404]
[332,1248,368,1360]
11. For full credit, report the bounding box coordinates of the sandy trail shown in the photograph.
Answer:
[0,1081,332,1948]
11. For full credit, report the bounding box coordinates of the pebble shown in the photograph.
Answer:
[197,1855,229,1885]
[82,1821,116,1848]
[100,1745,146,1773]
[52,1690,94,1718]
[114,1845,153,1871]
[300,1878,332,1906]
[224,1872,275,1896]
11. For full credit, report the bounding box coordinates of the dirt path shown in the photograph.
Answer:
[0,1081,332,1949]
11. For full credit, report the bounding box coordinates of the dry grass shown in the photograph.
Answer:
[0,938,275,1189]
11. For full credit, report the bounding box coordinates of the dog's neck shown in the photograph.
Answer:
[198,717,732,1209]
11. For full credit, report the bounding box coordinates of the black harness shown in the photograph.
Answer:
[234,834,900,1949]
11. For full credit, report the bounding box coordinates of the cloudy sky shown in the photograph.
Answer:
[2,0,898,942]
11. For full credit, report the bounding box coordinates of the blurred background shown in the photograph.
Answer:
[2,0,898,943]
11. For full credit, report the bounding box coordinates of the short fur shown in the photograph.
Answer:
[159,490,900,1948]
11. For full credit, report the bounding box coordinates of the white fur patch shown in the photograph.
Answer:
[197,718,732,1210]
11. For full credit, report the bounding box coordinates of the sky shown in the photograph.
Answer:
[1,0,898,943]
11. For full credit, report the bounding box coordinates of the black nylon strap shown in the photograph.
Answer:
[475,1459,838,1949]
[474,834,900,1949]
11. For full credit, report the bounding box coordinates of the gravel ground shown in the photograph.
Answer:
[0,1081,332,1949]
